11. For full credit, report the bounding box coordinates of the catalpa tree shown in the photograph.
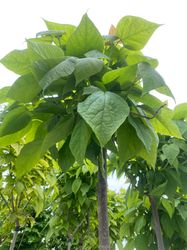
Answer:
[0,14,181,249]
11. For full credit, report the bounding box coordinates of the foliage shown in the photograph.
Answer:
[0,13,185,250]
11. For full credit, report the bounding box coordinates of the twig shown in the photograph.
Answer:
[131,103,166,120]
[0,193,11,211]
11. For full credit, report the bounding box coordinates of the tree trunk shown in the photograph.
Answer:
[79,239,83,250]
[149,196,165,250]
[67,240,71,250]
[9,220,19,250]
[97,148,110,250]
[9,230,18,250]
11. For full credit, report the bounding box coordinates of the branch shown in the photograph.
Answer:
[131,103,167,120]
[0,193,11,211]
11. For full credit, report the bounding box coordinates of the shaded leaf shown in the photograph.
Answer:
[84,50,109,59]
[162,144,180,166]
[39,57,77,89]
[0,107,32,136]
[128,116,152,151]
[70,119,92,162]
[161,214,174,238]
[72,178,82,194]
[58,139,75,171]
[134,215,146,233]
[150,181,168,196]
[16,116,74,178]
[74,58,104,84]
[117,120,143,165]
[138,62,174,98]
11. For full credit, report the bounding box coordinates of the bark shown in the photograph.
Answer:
[149,196,165,250]
[67,240,71,250]
[97,148,110,250]
[9,227,19,250]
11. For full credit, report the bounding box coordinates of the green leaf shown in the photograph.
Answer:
[58,139,75,171]
[162,199,174,218]
[0,49,31,75]
[177,217,187,241]
[116,16,160,50]
[36,30,66,38]
[151,108,182,138]
[80,183,90,196]
[128,116,152,151]
[0,107,32,136]
[16,116,74,178]
[138,62,173,98]
[41,116,74,154]
[126,54,158,68]
[117,120,143,165]
[162,144,180,166]
[78,91,129,146]
[44,19,76,44]
[74,58,103,84]
[124,240,135,250]
[66,14,104,57]
[16,140,43,179]
[70,119,91,162]
[28,41,64,59]
[173,103,187,120]
[39,57,77,89]
[161,214,174,238]
[7,74,42,103]
[84,50,109,59]
[134,215,146,233]
[83,86,101,95]
[102,65,137,85]
[0,122,31,147]
[177,204,187,220]
[72,178,82,194]
[150,181,168,196]
[0,86,11,104]
[137,125,158,168]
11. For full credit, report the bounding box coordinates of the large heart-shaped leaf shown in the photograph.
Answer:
[78,91,129,146]
[7,74,41,103]
[0,49,31,75]
[66,14,104,57]
[116,16,160,50]
[28,41,64,60]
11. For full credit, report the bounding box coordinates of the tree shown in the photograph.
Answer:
[0,14,181,249]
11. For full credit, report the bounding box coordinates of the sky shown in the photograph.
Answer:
[0,0,187,105]
[0,0,187,190]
